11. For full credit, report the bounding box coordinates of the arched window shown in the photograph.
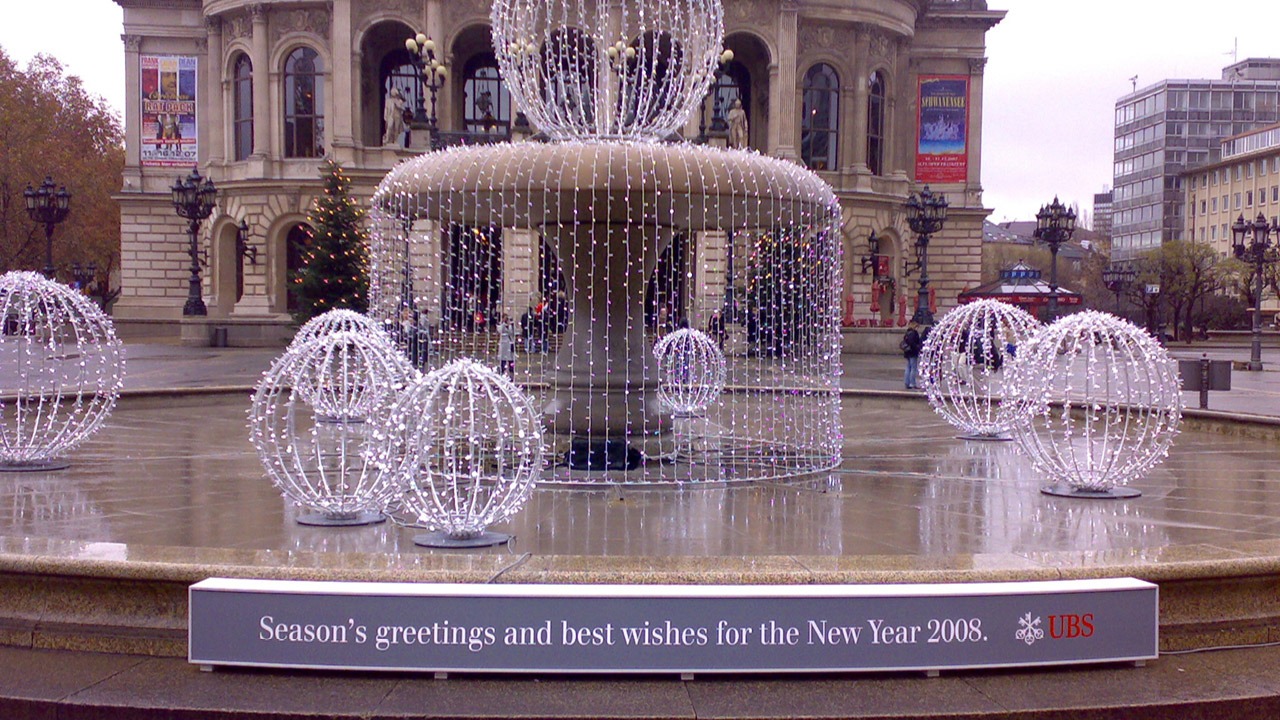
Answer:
[232,54,253,161]
[380,49,421,136]
[801,63,839,171]
[463,54,510,134]
[283,47,324,158]
[866,71,886,175]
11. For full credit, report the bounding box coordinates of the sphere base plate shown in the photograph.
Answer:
[414,531,512,548]
[296,511,386,527]
[1041,484,1142,500]
[0,460,71,473]
[956,433,1013,442]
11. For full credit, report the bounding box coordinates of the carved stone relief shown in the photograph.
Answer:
[271,8,331,44]
[444,0,491,27]
[226,13,252,40]
[797,22,855,64]
[356,0,421,21]
[121,34,142,52]
[725,0,775,29]
[968,57,988,74]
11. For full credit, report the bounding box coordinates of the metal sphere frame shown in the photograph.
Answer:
[379,358,544,547]
[491,0,724,142]
[291,308,393,350]
[654,327,726,417]
[1006,310,1183,499]
[0,271,125,471]
[249,330,417,525]
[919,299,1040,440]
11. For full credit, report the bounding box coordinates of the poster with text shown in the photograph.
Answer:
[141,55,198,167]
[915,75,968,183]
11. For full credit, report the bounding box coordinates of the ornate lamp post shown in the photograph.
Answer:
[1102,262,1136,314]
[1032,196,1076,322]
[903,186,948,325]
[405,33,448,136]
[1231,212,1279,371]
[23,176,72,279]
[170,166,218,316]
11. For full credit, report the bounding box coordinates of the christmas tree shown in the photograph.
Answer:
[292,159,370,323]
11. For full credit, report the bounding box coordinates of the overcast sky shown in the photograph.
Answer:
[3,1,1280,223]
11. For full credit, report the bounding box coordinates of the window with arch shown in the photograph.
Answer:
[711,60,749,133]
[380,49,421,138]
[801,63,839,171]
[232,54,253,161]
[463,53,510,134]
[866,71,886,175]
[283,47,324,158]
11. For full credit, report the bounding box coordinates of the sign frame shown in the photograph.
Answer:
[190,578,1158,676]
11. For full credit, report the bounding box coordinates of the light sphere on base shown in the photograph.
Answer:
[654,327,726,416]
[0,271,125,468]
[290,308,392,350]
[249,330,417,521]
[378,358,544,541]
[1006,310,1183,495]
[919,299,1040,438]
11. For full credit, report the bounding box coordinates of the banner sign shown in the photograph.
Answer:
[190,578,1158,675]
[915,75,969,183]
[140,55,198,167]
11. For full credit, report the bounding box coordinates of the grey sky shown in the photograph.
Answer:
[3,1,1279,224]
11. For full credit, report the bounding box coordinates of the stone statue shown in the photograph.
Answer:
[726,98,748,149]
[383,88,407,147]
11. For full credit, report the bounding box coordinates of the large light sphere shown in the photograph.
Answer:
[1006,311,1183,497]
[249,330,416,524]
[491,0,723,141]
[290,308,391,350]
[380,358,543,546]
[0,271,125,470]
[919,299,1040,438]
[654,327,725,416]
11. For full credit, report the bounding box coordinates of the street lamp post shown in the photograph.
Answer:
[903,186,948,326]
[23,176,72,279]
[405,33,449,142]
[170,167,218,317]
[1102,262,1136,315]
[1231,212,1279,371]
[1032,196,1077,322]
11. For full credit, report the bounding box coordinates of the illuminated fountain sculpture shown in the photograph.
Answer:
[249,330,416,525]
[0,271,125,471]
[1006,311,1183,499]
[655,327,725,417]
[919,299,1040,440]
[370,0,841,482]
[378,358,544,547]
[290,308,392,350]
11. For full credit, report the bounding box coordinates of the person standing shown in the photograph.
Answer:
[497,314,517,378]
[901,321,923,389]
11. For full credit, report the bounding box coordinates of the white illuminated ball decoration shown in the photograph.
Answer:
[655,328,725,416]
[290,308,392,349]
[380,358,544,547]
[249,330,416,525]
[1006,310,1183,498]
[0,271,125,471]
[919,299,1040,439]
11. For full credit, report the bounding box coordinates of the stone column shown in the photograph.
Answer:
[249,4,270,160]
[966,57,987,189]
[693,230,727,328]
[330,0,355,159]
[891,46,913,181]
[205,17,226,165]
[503,229,539,319]
[845,28,871,176]
[121,34,143,188]
[773,1,800,160]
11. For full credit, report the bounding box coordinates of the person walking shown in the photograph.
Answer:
[901,321,923,389]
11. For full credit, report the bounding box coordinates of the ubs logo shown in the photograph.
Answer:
[1049,613,1095,639]
[1015,612,1043,645]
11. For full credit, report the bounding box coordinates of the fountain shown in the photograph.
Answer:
[370,0,842,481]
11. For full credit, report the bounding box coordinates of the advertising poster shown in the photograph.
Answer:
[141,55,198,167]
[915,75,969,183]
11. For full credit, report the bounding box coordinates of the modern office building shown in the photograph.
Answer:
[1111,58,1280,262]
[1092,189,1112,245]
[110,0,1003,344]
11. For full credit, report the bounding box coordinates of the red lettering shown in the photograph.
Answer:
[1080,613,1094,638]
[1049,614,1094,639]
